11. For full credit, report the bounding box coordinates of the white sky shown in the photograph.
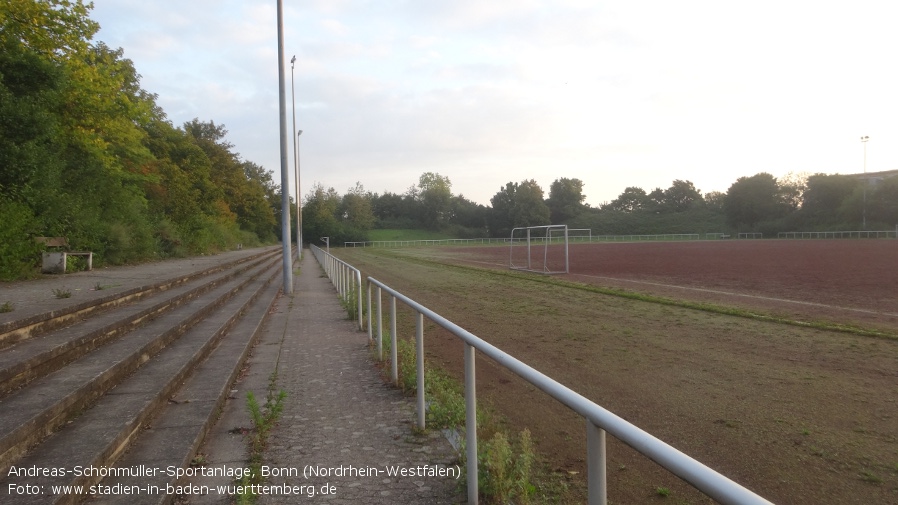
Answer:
[91,0,898,207]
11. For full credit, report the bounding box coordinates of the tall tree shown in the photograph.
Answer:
[723,173,793,230]
[605,187,649,212]
[663,180,704,212]
[341,182,375,231]
[800,173,859,225]
[417,172,452,229]
[547,178,586,223]
[488,180,550,236]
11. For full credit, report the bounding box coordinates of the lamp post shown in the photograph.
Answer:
[290,55,301,258]
[297,130,303,252]
[276,0,293,294]
[861,135,869,230]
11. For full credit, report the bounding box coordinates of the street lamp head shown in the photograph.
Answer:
[290,55,296,64]
[861,135,869,142]
[298,130,303,136]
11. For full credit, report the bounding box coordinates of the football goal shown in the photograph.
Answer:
[509,224,569,274]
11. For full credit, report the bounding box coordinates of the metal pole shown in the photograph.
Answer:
[297,130,303,251]
[291,58,301,259]
[416,312,425,430]
[587,421,608,505]
[367,282,372,341]
[376,286,383,360]
[464,344,478,505]
[276,0,293,294]
[390,296,398,386]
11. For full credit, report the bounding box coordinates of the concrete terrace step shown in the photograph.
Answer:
[0,247,288,504]
[0,253,280,397]
[0,249,279,349]
[88,274,281,505]
[0,257,279,475]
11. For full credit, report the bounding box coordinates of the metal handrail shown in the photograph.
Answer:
[366,275,774,505]
[310,245,363,330]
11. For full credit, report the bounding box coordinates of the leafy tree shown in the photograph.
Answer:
[723,173,794,230]
[704,191,726,213]
[799,173,859,226]
[868,176,898,226]
[488,180,550,236]
[663,180,704,212]
[605,187,649,212]
[417,172,452,229]
[0,32,65,204]
[0,1,280,277]
[302,183,342,245]
[449,195,488,232]
[341,182,375,231]
[546,178,586,223]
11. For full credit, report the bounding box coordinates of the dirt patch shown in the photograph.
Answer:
[338,240,898,504]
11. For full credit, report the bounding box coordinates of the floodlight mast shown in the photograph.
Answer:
[290,56,302,258]
[276,0,293,293]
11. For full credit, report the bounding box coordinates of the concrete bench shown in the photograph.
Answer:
[35,237,94,274]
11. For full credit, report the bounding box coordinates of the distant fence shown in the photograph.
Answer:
[345,238,514,248]
[592,233,701,242]
[777,230,897,239]
[344,233,707,248]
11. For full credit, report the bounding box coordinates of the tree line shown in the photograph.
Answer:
[303,170,898,244]
[0,1,282,280]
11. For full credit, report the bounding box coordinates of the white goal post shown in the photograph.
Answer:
[509,224,570,274]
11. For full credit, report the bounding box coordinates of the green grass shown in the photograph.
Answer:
[368,229,459,242]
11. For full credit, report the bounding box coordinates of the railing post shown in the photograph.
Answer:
[390,295,398,386]
[465,343,478,505]
[587,421,607,505]
[366,282,372,342]
[376,286,383,360]
[416,311,425,430]
[356,271,363,331]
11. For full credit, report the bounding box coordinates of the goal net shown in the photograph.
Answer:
[509,225,569,274]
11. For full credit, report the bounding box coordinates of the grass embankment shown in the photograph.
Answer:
[335,246,898,505]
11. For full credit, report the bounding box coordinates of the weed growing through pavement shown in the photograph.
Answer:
[235,371,287,504]
[339,288,360,321]
[0,302,12,313]
[52,288,71,299]
[656,486,671,497]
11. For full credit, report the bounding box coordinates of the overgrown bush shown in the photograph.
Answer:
[0,200,41,280]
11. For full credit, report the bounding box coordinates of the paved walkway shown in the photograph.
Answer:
[257,252,464,504]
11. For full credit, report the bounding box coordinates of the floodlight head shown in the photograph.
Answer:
[290,55,296,64]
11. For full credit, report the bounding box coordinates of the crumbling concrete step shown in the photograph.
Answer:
[0,259,276,475]
[0,254,280,397]
[0,260,281,505]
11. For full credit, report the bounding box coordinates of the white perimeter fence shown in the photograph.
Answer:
[344,228,896,248]
[311,245,773,505]
[778,229,897,239]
